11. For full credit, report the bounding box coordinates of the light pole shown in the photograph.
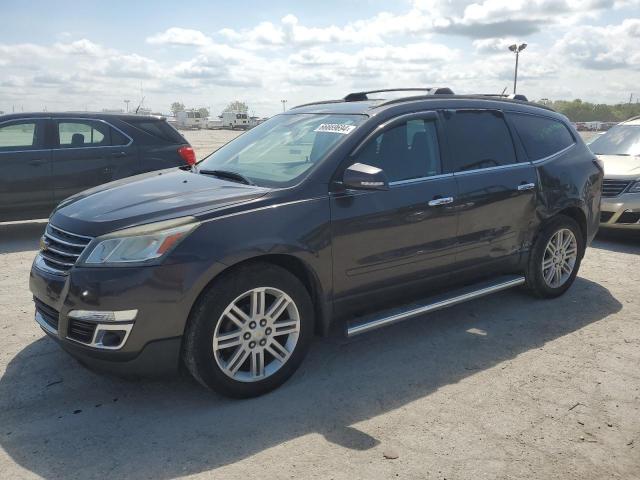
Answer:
[281,99,287,112]
[124,99,130,113]
[508,43,527,94]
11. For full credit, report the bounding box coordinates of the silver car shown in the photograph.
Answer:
[589,117,640,229]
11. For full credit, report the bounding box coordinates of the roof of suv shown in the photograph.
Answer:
[289,88,555,117]
[621,116,640,126]
[0,112,166,122]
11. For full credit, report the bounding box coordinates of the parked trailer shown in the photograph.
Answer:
[176,110,205,129]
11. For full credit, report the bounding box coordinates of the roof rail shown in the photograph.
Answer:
[343,88,454,102]
[477,93,529,102]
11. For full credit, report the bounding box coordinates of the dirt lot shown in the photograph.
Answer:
[0,129,638,479]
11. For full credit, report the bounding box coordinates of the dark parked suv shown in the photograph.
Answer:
[0,112,195,221]
[29,89,602,398]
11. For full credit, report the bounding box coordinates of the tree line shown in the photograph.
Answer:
[536,99,640,123]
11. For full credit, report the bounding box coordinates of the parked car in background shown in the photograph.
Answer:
[29,88,602,398]
[0,113,195,221]
[589,116,640,229]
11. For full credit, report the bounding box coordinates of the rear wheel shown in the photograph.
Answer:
[183,263,314,398]
[525,215,584,298]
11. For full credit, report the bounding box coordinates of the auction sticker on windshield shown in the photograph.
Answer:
[314,124,357,135]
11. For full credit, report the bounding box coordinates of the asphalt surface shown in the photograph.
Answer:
[0,130,638,479]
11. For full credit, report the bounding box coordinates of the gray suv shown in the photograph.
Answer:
[29,89,603,398]
[0,112,194,222]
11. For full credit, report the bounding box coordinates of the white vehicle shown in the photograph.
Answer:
[176,110,205,129]
[222,111,252,130]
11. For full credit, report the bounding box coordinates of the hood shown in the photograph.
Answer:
[597,154,640,178]
[50,168,269,237]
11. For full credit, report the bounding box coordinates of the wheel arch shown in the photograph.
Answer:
[186,253,331,338]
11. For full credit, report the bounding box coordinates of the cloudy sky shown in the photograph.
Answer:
[1,0,639,116]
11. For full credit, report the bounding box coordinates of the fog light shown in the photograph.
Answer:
[99,330,126,347]
[68,309,138,322]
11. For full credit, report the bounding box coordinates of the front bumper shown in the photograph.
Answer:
[29,254,226,375]
[600,192,640,230]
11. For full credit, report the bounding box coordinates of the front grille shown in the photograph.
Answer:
[34,297,59,331]
[40,224,93,274]
[602,179,632,197]
[68,319,97,344]
[600,211,615,223]
[617,211,640,224]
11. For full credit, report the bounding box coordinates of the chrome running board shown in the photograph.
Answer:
[346,274,525,337]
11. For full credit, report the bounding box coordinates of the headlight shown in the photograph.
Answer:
[628,181,640,193]
[82,217,199,265]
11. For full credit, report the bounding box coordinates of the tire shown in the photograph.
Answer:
[525,215,584,298]
[183,262,314,398]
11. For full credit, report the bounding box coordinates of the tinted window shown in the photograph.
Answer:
[588,124,640,156]
[0,122,40,150]
[509,113,575,160]
[127,119,185,143]
[352,118,441,182]
[446,110,517,172]
[58,121,109,148]
[110,127,130,146]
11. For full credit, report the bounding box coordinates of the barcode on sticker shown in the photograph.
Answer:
[314,124,356,135]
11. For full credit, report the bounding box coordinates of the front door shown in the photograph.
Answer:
[330,112,459,313]
[0,118,53,221]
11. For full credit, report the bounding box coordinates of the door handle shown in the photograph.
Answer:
[428,196,454,207]
[517,182,536,191]
[111,151,127,158]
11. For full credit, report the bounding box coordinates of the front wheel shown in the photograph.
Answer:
[183,263,314,398]
[525,215,584,298]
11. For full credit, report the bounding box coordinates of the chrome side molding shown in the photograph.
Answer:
[346,275,526,337]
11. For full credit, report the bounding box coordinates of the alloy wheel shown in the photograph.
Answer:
[212,287,300,382]
[542,228,578,288]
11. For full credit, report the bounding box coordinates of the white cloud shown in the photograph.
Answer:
[146,27,213,47]
[554,18,640,70]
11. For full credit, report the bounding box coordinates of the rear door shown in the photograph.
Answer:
[51,118,134,202]
[330,112,459,312]
[0,118,54,221]
[443,109,537,273]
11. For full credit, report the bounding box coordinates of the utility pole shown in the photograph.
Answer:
[281,99,287,112]
[508,43,527,94]
[124,99,130,113]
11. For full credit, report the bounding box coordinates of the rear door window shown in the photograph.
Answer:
[126,119,185,143]
[0,121,43,151]
[444,110,517,172]
[58,120,110,148]
[508,113,575,160]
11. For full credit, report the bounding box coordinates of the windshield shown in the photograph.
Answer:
[589,124,640,156]
[198,113,366,187]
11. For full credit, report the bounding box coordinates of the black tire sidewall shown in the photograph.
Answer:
[184,263,314,398]
[527,215,584,298]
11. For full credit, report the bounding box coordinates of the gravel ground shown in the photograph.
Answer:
[0,129,638,479]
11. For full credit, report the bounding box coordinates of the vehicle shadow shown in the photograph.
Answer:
[592,230,640,255]
[0,220,47,254]
[0,277,621,479]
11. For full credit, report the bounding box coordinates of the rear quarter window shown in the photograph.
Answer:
[508,113,575,161]
[125,119,186,144]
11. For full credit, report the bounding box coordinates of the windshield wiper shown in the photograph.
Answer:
[593,152,630,156]
[198,169,255,185]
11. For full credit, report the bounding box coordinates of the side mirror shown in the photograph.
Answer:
[343,163,389,191]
